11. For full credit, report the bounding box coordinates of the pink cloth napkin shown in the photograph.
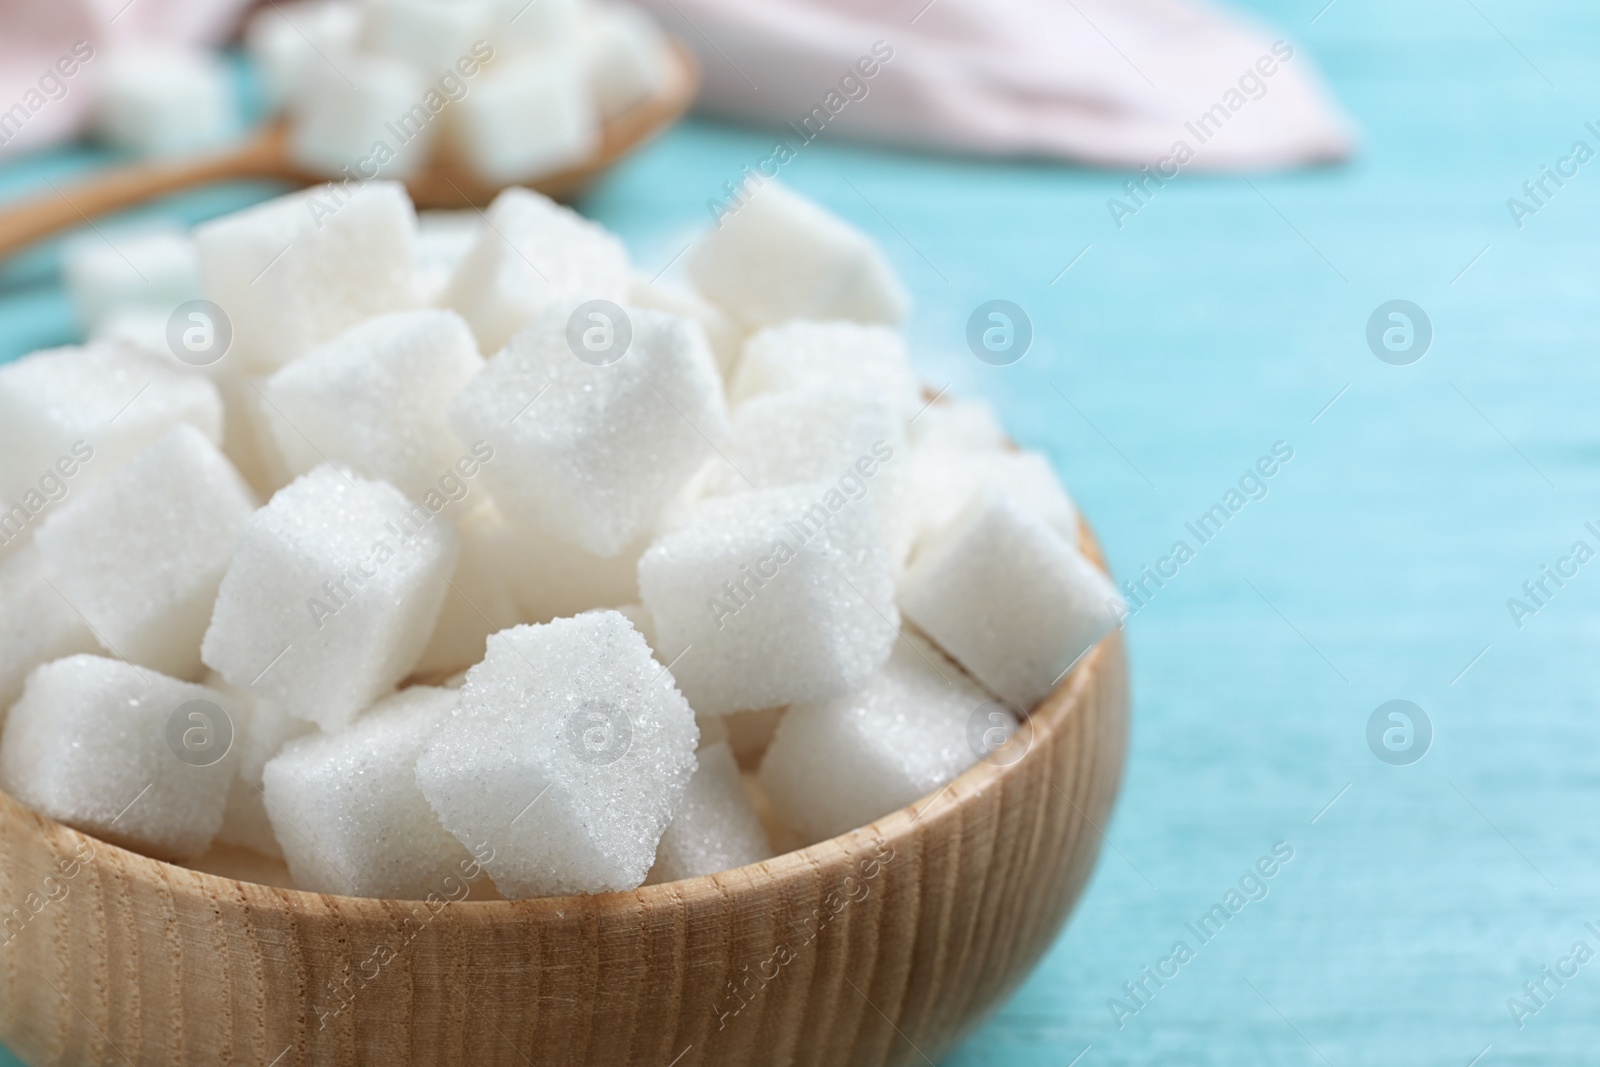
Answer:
[636,0,1353,170]
[0,0,251,158]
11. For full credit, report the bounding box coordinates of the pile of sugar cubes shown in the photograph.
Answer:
[0,177,1122,900]
[81,0,672,177]
[247,0,677,184]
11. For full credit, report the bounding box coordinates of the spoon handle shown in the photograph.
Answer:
[0,123,299,261]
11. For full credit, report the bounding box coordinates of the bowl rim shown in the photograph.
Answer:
[1,523,1116,917]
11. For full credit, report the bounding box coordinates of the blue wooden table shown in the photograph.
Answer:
[4,0,1599,1062]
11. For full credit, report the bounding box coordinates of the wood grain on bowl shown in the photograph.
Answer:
[0,526,1127,1067]
[0,42,699,262]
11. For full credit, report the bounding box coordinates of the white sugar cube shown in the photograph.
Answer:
[0,548,99,714]
[289,52,435,180]
[92,49,236,157]
[196,181,418,373]
[449,52,598,185]
[758,634,1003,843]
[245,0,362,112]
[361,0,492,74]
[201,465,460,731]
[263,310,484,500]
[0,655,238,861]
[263,686,474,898]
[449,302,728,556]
[910,448,1079,550]
[416,210,483,304]
[442,187,631,353]
[704,388,912,561]
[686,182,908,329]
[0,344,222,536]
[651,741,770,882]
[901,491,1122,711]
[414,612,699,897]
[89,308,171,361]
[215,377,298,499]
[629,274,745,378]
[485,0,581,55]
[638,484,899,715]
[730,321,922,419]
[210,674,314,859]
[582,3,674,119]
[414,504,525,677]
[35,425,258,680]
[907,397,1007,453]
[61,225,201,333]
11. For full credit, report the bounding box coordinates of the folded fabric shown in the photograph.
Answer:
[0,0,251,159]
[636,0,1353,170]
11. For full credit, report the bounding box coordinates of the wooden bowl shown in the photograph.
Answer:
[0,528,1128,1067]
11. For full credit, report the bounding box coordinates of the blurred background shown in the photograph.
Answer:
[2,0,1597,1064]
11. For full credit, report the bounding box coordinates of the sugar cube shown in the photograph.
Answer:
[686,182,909,329]
[651,741,770,882]
[448,52,599,185]
[703,387,913,562]
[195,181,418,373]
[0,547,99,714]
[582,3,675,119]
[629,274,745,378]
[448,302,728,557]
[730,322,923,420]
[0,655,238,861]
[209,673,314,859]
[416,210,483,304]
[201,465,460,731]
[92,49,236,157]
[414,612,699,897]
[289,52,436,180]
[759,634,1005,843]
[89,308,172,361]
[901,491,1121,711]
[263,686,475,898]
[361,0,492,75]
[0,344,222,545]
[414,504,525,677]
[215,377,298,499]
[484,0,581,55]
[607,602,658,648]
[245,0,362,112]
[637,484,899,715]
[61,224,201,333]
[442,187,631,354]
[262,309,484,500]
[35,425,258,680]
[910,448,1079,549]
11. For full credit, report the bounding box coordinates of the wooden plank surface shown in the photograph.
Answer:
[2,1,1598,1061]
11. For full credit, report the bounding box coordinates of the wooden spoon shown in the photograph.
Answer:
[0,41,699,261]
